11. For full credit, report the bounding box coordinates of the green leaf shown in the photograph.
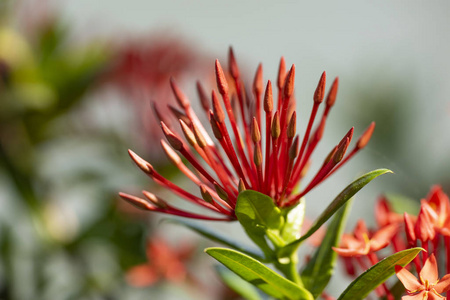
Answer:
[301,199,353,299]
[280,198,305,244]
[235,190,284,255]
[166,219,264,260]
[206,247,314,300]
[215,265,263,300]
[337,248,423,300]
[278,169,392,257]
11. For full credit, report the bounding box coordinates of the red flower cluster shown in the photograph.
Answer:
[335,186,450,299]
[120,49,375,220]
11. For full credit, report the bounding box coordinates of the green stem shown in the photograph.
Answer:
[274,253,303,287]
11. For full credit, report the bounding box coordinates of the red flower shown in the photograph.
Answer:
[396,254,450,300]
[333,219,398,257]
[120,49,375,220]
[126,237,195,287]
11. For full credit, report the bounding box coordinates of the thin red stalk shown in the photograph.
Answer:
[263,116,272,191]
[293,102,320,175]
[120,193,232,220]
[219,120,256,188]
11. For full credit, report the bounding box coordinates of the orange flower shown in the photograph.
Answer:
[396,254,450,300]
[333,220,398,256]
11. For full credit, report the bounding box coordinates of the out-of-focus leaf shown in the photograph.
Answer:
[215,265,263,300]
[278,169,392,258]
[301,199,352,298]
[337,248,422,300]
[206,247,313,300]
[167,219,264,260]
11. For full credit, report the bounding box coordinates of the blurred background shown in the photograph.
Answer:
[0,0,449,299]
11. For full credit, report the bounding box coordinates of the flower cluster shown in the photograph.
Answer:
[334,186,450,299]
[120,49,375,220]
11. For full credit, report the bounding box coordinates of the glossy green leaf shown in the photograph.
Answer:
[337,248,422,300]
[281,198,305,244]
[235,190,284,255]
[206,247,314,300]
[215,265,263,300]
[167,219,264,260]
[301,199,353,299]
[278,169,392,257]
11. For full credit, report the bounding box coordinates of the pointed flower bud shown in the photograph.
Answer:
[253,63,263,95]
[200,185,214,204]
[283,64,295,99]
[170,77,190,109]
[143,191,169,209]
[326,77,339,107]
[192,123,207,148]
[287,111,297,139]
[251,117,261,143]
[228,47,240,79]
[289,136,300,160]
[214,183,229,201]
[271,112,281,139]
[263,80,273,112]
[356,122,375,149]
[277,56,286,90]
[238,178,246,192]
[179,119,197,147]
[161,122,183,150]
[196,81,210,111]
[212,90,225,123]
[313,71,326,103]
[215,59,228,95]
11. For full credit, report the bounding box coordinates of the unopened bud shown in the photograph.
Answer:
[161,140,182,165]
[287,111,297,139]
[200,185,214,204]
[209,112,223,140]
[289,136,299,160]
[169,105,191,126]
[119,192,155,211]
[277,57,286,90]
[283,64,295,99]
[238,178,246,192]
[357,122,375,149]
[251,117,261,143]
[254,146,262,167]
[253,63,263,95]
[128,149,154,174]
[333,137,349,164]
[214,183,229,201]
[196,81,210,111]
[143,191,169,209]
[215,59,229,95]
[170,78,190,109]
[212,90,225,123]
[313,71,326,103]
[179,119,197,147]
[192,123,207,148]
[228,47,240,80]
[263,80,273,112]
[271,112,281,139]
[161,122,183,150]
[326,77,339,107]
